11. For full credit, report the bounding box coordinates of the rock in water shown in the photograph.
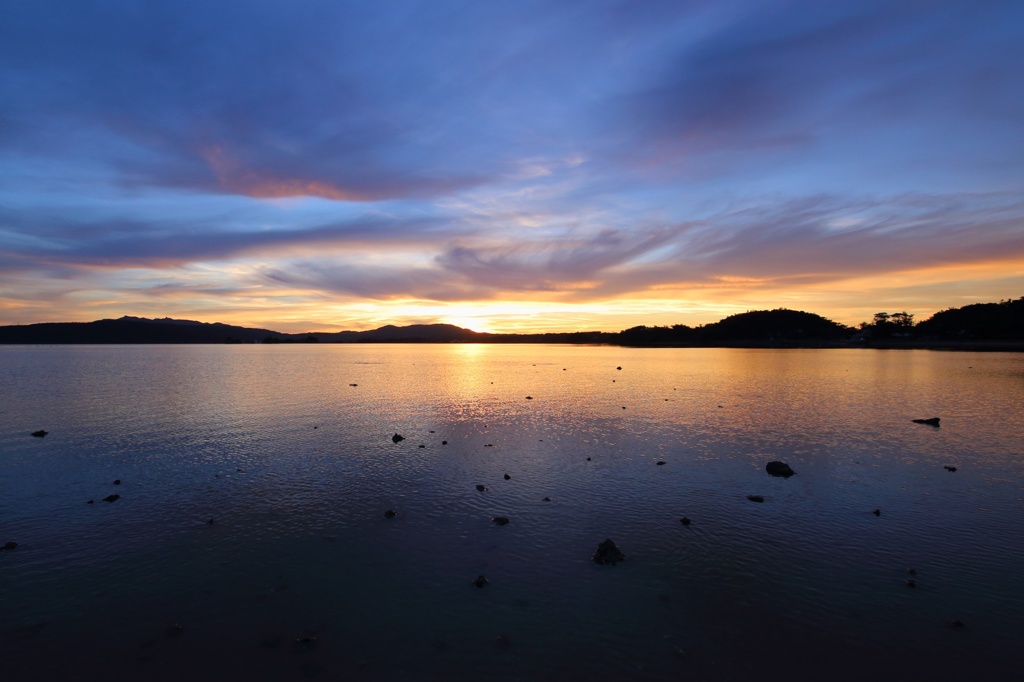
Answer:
[392,433,405,443]
[102,494,120,502]
[912,417,940,427]
[2,541,17,551]
[765,461,795,477]
[503,473,511,480]
[491,516,510,526]
[476,484,488,492]
[472,575,489,588]
[592,538,626,565]
[747,495,765,503]
[944,466,957,472]
[383,509,396,519]
[680,517,691,526]
[31,430,48,438]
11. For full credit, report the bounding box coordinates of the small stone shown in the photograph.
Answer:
[912,417,940,427]
[495,633,511,650]
[491,516,510,526]
[503,473,510,480]
[485,444,493,447]
[525,396,533,400]
[944,466,957,472]
[31,430,48,438]
[207,519,215,526]
[680,517,691,526]
[907,568,917,575]
[542,497,551,502]
[747,495,765,503]
[765,461,795,478]
[442,440,448,445]
[472,575,489,588]
[476,485,488,492]
[103,494,120,502]
[906,579,917,588]
[616,366,622,370]
[418,444,425,448]
[592,538,626,565]
[349,383,358,387]
[87,499,94,504]
[872,508,881,516]
[383,510,396,519]
[113,479,121,485]
[392,433,405,443]
[586,457,591,461]
[950,619,966,628]
[167,623,184,636]
[2,541,17,550]
[656,461,666,466]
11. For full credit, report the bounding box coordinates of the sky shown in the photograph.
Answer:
[1,0,1023,333]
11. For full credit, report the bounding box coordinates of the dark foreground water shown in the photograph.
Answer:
[1,345,1022,681]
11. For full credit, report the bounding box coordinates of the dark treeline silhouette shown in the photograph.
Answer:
[0,297,1021,347]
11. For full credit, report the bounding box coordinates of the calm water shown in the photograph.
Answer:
[1,345,1022,681]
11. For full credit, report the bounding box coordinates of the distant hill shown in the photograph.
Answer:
[1,297,1020,346]
[915,297,1024,340]
[0,317,493,344]
[618,309,852,347]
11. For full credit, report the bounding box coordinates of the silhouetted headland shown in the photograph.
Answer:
[0,296,1021,349]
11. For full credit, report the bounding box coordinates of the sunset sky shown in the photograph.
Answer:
[2,0,1022,333]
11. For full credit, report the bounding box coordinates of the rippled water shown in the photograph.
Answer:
[1,345,1022,680]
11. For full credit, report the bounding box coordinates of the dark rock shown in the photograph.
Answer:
[592,538,626,565]
[944,466,957,472]
[747,495,765,503]
[166,623,184,636]
[586,457,591,461]
[485,443,493,447]
[616,366,622,370]
[491,516,510,526]
[503,473,510,480]
[525,396,533,400]
[872,508,881,516]
[472,575,489,588]
[495,633,511,650]
[680,517,691,526]
[391,433,405,443]
[113,479,121,485]
[912,417,941,427]
[103,494,120,502]
[442,441,448,445]
[349,383,358,387]
[765,461,795,477]
[418,444,425,448]
[207,519,215,526]
[87,499,94,504]
[656,461,666,466]
[907,568,917,576]
[2,541,17,550]
[950,619,966,628]
[476,484,488,492]
[31,430,48,438]
[542,497,551,502]
[906,579,917,588]
[383,510,396,519]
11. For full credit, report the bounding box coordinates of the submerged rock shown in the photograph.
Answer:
[383,509,396,519]
[765,461,795,477]
[31,430,48,438]
[2,541,17,550]
[102,494,120,502]
[872,508,881,516]
[472,575,489,588]
[113,479,121,485]
[491,516,510,526]
[746,495,765,503]
[391,433,405,443]
[542,497,551,502]
[476,484,488,492]
[944,465,957,472]
[680,517,691,526]
[912,417,941,427]
[656,461,666,466]
[503,473,511,480]
[592,538,626,565]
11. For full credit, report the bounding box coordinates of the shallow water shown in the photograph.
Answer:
[1,345,1022,680]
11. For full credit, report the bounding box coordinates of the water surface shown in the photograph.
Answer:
[2,345,1022,680]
